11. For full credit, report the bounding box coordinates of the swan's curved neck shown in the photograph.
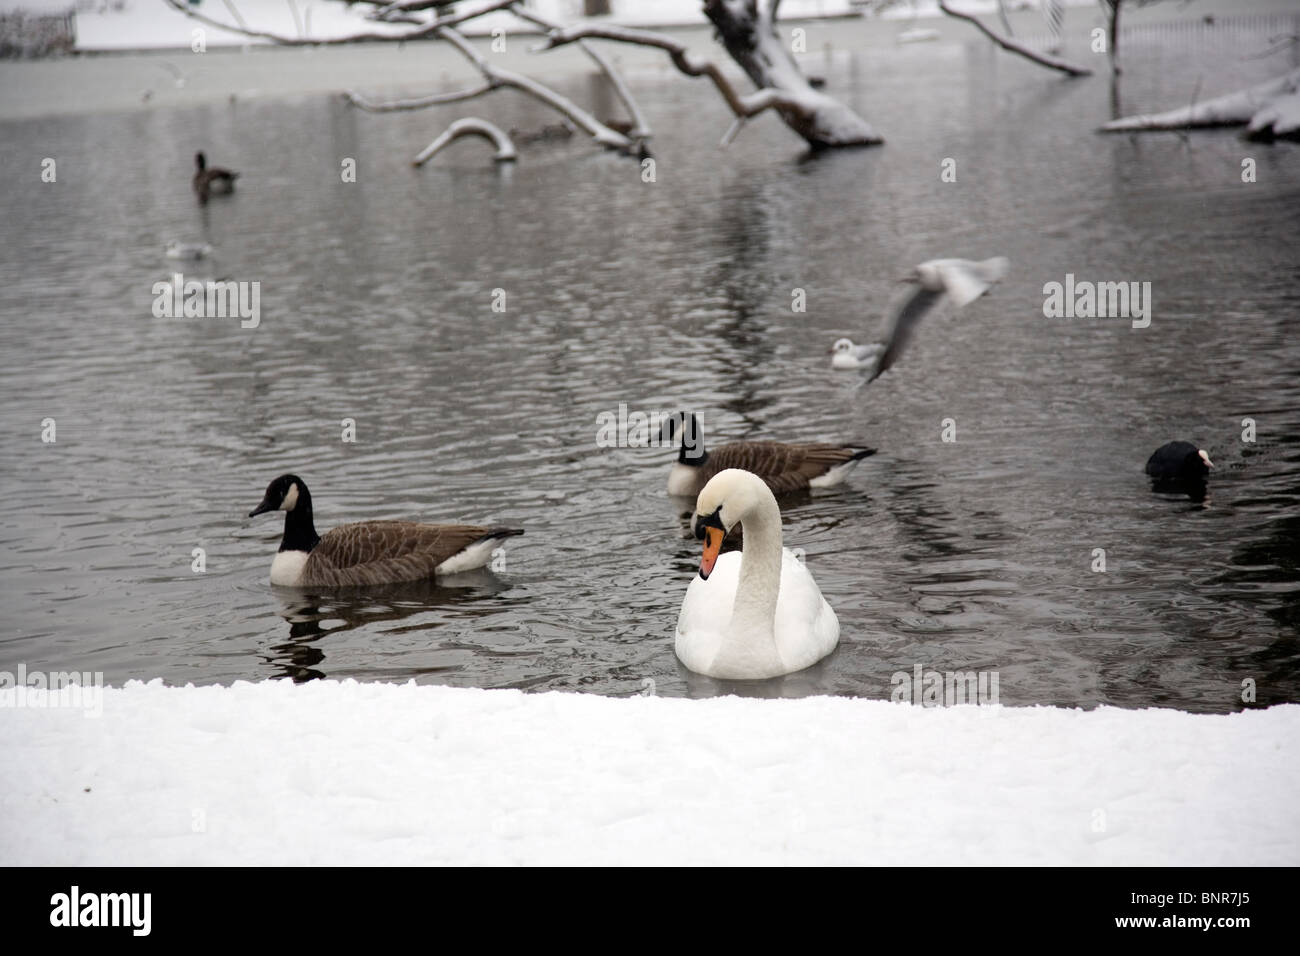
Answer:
[726,493,783,644]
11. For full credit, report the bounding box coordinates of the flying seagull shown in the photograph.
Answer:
[831,256,1009,379]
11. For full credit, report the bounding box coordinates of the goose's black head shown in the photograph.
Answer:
[249,474,310,518]
[659,411,707,466]
[195,152,207,172]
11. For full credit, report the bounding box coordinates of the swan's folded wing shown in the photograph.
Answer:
[774,549,839,671]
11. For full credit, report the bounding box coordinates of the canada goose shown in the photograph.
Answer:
[831,256,1009,377]
[165,240,212,260]
[676,469,839,679]
[1145,441,1213,497]
[659,412,875,498]
[248,474,523,588]
[193,152,239,204]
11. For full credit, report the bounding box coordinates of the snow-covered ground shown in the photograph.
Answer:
[2,680,1296,865]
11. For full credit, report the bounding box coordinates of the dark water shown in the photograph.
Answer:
[1,19,1298,711]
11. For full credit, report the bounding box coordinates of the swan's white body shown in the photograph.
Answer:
[675,470,839,679]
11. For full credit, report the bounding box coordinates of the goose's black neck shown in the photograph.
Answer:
[281,486,321,553]
[678,414,708,467]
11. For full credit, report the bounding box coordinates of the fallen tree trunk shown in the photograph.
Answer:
[1100,69,1300,140]
[702,0,881,147]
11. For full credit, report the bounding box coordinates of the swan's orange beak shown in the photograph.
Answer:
[699,526,724,580]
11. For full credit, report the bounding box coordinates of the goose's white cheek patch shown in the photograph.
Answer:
[281,483,299,511]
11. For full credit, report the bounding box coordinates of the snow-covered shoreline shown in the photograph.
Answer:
[3,679,1296,865]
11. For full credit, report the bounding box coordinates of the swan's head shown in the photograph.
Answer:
[249,474,307,517]
[691,469,772,579]
[830,337,856,355]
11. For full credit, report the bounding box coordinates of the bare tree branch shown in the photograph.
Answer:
[345,82,497,112]
[414,117,517,164]
[939,0,1092,77]
[533,20,870,144]
[509,3,652,140]
[434,26,632,150]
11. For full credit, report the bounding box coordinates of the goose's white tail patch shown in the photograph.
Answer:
[269,550,310,586]
[436,536,502,575]
[808,459,864,488]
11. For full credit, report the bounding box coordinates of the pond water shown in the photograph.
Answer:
[1,17,1298,710]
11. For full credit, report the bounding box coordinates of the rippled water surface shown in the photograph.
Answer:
[2,19,1298,710]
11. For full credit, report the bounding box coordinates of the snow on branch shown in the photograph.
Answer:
[1101,69,1300,140]
[431,26,633,151]
[509,3,651,141]
[534,19,879,146]
[414,117,517,164]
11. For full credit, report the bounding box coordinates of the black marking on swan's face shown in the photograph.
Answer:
[691,505,726,540]
[249,474,304,517]
[195,151,207,172]
[660,411,706,466]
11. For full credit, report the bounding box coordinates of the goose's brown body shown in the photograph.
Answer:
[693,441,873,497]
[295,521,521,588]
[249,474,522,588]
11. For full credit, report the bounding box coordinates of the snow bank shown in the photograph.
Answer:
[2,680,1296,865]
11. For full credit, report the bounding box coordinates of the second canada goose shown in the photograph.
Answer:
[193,152,239,204]
[659,412,875,498]
[248,474,523,588]
[831,256,1009,377]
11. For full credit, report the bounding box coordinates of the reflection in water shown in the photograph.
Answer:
[264,571,514,682]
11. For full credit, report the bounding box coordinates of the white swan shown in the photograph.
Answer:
[675,469,839,679]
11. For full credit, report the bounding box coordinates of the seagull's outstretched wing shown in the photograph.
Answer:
[868,286,943,382]
[930,256,1010,307]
